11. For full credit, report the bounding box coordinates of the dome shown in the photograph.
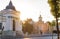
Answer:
[6,1,16,10]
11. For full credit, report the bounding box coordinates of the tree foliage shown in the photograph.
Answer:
[22,20,33,34]
[48,0,60,18]
[48,0,60,39]
[51,20,56,26]
[47,20,56,26]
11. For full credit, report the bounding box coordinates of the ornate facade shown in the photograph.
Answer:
[33,15,50,34]
[0,1,23,36]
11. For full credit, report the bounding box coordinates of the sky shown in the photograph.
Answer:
[0,0,55,22]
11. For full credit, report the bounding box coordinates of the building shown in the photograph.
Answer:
[33,15,50,34]
[0,1,23,36]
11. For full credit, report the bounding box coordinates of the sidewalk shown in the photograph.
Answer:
[0,35,23,39]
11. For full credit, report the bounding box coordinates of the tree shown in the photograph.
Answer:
[46,21,51,26]
[51,20,56,26]
[47,21,56,39]
[46,21,54,31]
[48,0,60,18]
[48,0,60,39]
[46,20,56,26]
[22,19,33,34]
[51,20,56,33]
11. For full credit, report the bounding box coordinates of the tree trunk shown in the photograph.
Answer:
[55,0,59,39]
[56,14,59,39]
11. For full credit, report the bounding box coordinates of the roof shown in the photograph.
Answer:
[6,0,16,10]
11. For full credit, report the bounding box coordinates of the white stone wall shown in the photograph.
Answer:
[15,20,22,31]
[3,14,13,31]
[0,9,22,32]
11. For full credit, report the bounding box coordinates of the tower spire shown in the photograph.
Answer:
[5,0,16,10]
[9,0,13,6]
[39,15,42,21]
